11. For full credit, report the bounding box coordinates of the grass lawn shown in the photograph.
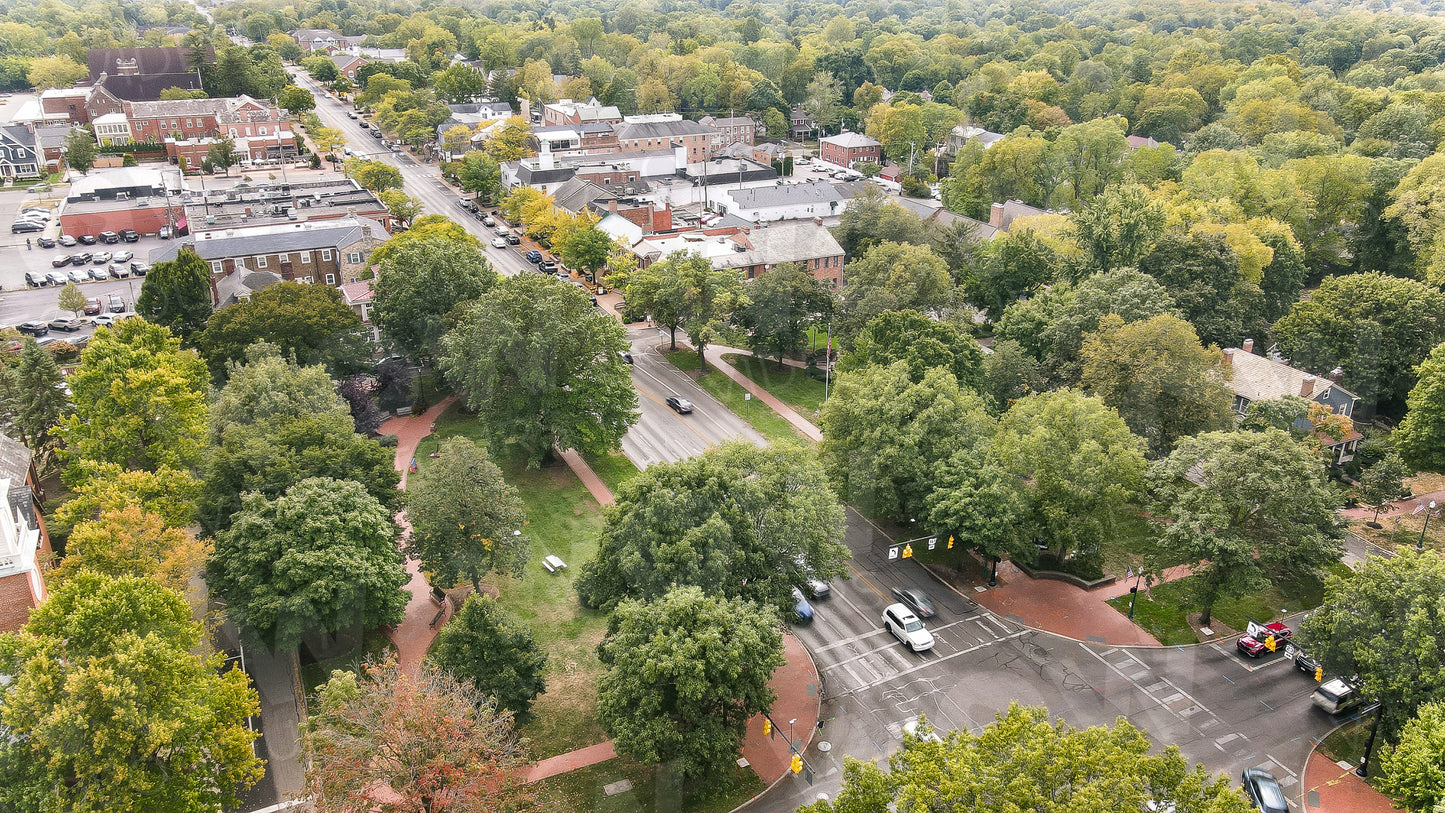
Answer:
[583,449,640,495]
[1318,717,1374,773]
[1097,509,1178,578]
[664,351,807,444]
[1105,563,1353,645]
[427,403,612,760]
[720,353,827,416]
[535,758,764,813]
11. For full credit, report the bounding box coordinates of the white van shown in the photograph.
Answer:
[1311,678,1365,715]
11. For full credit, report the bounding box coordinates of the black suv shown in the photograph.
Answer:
[119,229,140,242]
[98,231,120,244]
[17,321,49,337]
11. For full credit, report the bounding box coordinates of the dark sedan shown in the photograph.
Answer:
[891,587,937,619]
[36,236,55,248]
[76,234,98,245]
[51,255,73,268]
[665,396,694,414]
[16,321,49,337]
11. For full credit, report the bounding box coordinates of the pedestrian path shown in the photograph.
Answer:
[703,344,823,442]
[1303,744,1398,813]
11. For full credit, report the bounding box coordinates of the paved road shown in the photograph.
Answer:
[287,70,533,278]
[751,507,1341,811]
[620,327,764,468]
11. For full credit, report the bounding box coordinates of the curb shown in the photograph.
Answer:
[728,635,825,813]
[1300,712,1387,813]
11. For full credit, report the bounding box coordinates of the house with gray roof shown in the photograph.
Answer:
[0,125,41,179]
[630,220,846,288]
[1221,339,1363,464]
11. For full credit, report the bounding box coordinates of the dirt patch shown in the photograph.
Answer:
[1408,472,1445,494]
[1186,613,1238,642]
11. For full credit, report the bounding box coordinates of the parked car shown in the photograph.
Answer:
[130,262,150,276]
[66,269,88,284]
[90,314,116,327]
[119,229,139,242]
[1240,768,1290,813]
[370,129,384,139]
[58,234,77,247]
[47,271,69,286]
[92,251,112,265]
[89,266,109,281]
[16,321,49,337]
[505,233,521,245]
[25,271,49,287]
[36,236,55,248]
[76,234,97,245]
[113,250,134,263]
[883,603,935,652]
[482,215,496,227]
[665,396,693,414]
[158,225,172,239]
[70,252,92,265]
[495,226,509,237]
[48,318,83,332]
[98,231,120,244]
[539,260,559,273]
[1311,678,1366,715]
[84,297,102,315]
[491,237,507,248]
[346,111,357,118]
[1293,649,1321,676]
[792,587,815,624]
[51,255,72,268]
[524,249,543,263]
[10,220,43,233]
[108,294,126,313]
[891,587,937,619]
[1237,620,1293,658]
[108,263,130,279]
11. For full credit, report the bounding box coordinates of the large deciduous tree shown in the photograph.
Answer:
[428,595,547,724]
[1394,342,1445,474]
[797,704,1253,813]
[839,309,984,390]
[578,441,848,614]
[1151,429,1343,626]
[597,587,784,780]
[1273,273,1445,415]
[56,319,208,478]
[1069,183,1168,274]
[1136,231,1264,350]
[1301,549,1445,748]
[621,252,745,371]
[373,234,497,362]
[820,363,995,522]
[927,449,1030,574]
[52,505,209,598]
[405,437,527,593]
[196,282,369,380]
[136,247,214,342]
[0,573,262,812]
[208,477,409,650]
[440,274,637,467]
[1378,701,1445,813]
[1080,314,1234,457]
[738,262,835,366]
[840,241,953,338]
[302,659,534,812]
[343,157,404,192]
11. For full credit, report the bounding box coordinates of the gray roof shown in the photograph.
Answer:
[927,207,998,241]
[0,125,37,159]
[820,132,880,148]
[215,269,283,307]
[1224,349,1357,405]
[0,434,32,488]
[150,217,385,264]
[448,102,511,116]
[551,178,609,214]
[728,181,847,210]
[717,221,844,269]
[992,199,1049,232]
[614,119,715,141]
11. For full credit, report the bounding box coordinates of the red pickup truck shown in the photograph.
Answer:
[1237,620,1294,658]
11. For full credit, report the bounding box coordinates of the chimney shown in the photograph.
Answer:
[539,143,554,171]
[1329,367,1345,384]
[1243,338,1254,354]
[608,199,617,213]
[990,201,1005,230]
[814,217,823,227]
[1300,375,1317,397]
[1222,348,1234,366]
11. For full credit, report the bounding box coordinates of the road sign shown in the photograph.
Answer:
[888,546,900,560]
[927,536,937,551]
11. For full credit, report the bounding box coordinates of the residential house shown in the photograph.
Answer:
[0,434,49,634]
[987,199,1050,232]
[339,280,379,341]
[542,98,622,127]
[789,107,815,141]
[630,219,846,287]
[86,47,211,102]
[1221,339,1363,464]
[818,131,882,168]
[700,115,756,147]
[529,123,619,156]
[926,206,998,241]
[946,125,1005,152]
[331,52,370,81]
[0,125,41,179]
[1126,135,1162,150]
[33,124,73,171]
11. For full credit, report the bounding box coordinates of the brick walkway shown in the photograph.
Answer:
[703,344,823,442]
[1303,745,1398,813]
[377,397,455,675]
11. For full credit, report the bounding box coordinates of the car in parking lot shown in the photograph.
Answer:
[84,297,102,315]
[158,225,172,239]
[1237,620,1293,658]
[891,587,937,619]
[10,219,43,233]
[491,237,507,248]
[46,271,68,286]
[37,236,55,248]
[113,250,134,264]
[524,249,543,263]
[67,268,89,283]
[25,271,49,287]
[130,261,149,276]
[88,266,108,281]
[665,396,693,414]
[883,603,935,652]
[48,318,83,332]
[92,251,112,265]
[98,231,120,244]
[77,234,97,245]
[1240,768,1289,813]
[70,252,92,266]
[58,234,77,247]
[90,314,116,327]
[107,263,129,279]
[119,229,139,242]
[51,255,72,268]
[16,321,49,337]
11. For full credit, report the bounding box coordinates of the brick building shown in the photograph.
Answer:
[819,132,882,168]
[700,115,756,147]
[613,116,716,162]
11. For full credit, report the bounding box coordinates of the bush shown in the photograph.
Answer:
[376,434,399,448]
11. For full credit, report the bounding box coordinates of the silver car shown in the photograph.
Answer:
[66,268,88,284]
[88,266,109,281]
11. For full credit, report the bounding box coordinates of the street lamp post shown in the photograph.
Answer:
[1126,567,1145,620]
[1419,500,1438,551]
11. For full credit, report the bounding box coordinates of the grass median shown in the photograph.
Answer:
[665,350,806,444]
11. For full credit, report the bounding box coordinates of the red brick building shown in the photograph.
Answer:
[818,131,882,169]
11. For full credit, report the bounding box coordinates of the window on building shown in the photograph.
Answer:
[304,276,314,283]
[259,126,267,135]
[299,251,311,263]
[229,128,237,138]
[348,252,361,264]
[186,119,193,128]
[325,273,336,285]
[321,249,333,261]
[210,260,222,274]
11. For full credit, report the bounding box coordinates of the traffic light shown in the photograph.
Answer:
[947,535,954,550]
[763,719,772,736]
[1315,666,1324,682]
[791,754,803,774]
[1265,635,1277,652]
[902,544,913,559]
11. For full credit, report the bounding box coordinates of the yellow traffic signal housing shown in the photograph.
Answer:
[1265,635,1277,652]
[947,536,954,549]
[791,754,803,774]
[902,544,913,559]
[1315,666,1324,682]
[762,719,771,736]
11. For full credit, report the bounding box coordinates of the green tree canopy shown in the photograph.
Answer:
[428,595,547,723]
[278,84,315,114]
[927,449,1030,571]
[1379,701,1445,813]
[1137,231,1263,351]
[578,441,848,614]
[832,186,928,257]
[343,157,404,193]
[0,338,69,461]
[1080,313,1235,457]
[457,150,501,200]
[440,274,637,467]
[798,704,1252,813]
[1301,549,1445,747]
[405,437,527,593]
[195,281,368,380]
[1151,429,1344,625]
[840,309,984,390]
[209,477,410,650]
[56,319,208,479]
[738,262,835,365]
[820,362,995,522]
[136,247,214,342]
[1394,342,1445,473]
[840,241,954,338]
[208,342,354,442]
[597,587,784,779]
[0,573,262,812]
[555,221,614,278]
[373,234,497,362]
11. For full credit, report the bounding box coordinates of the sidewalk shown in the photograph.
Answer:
[378,397,456,675]
[1303,745,1397,813]
[703,344,823,442]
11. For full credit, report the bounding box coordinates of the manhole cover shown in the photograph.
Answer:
[817,741,832,752]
